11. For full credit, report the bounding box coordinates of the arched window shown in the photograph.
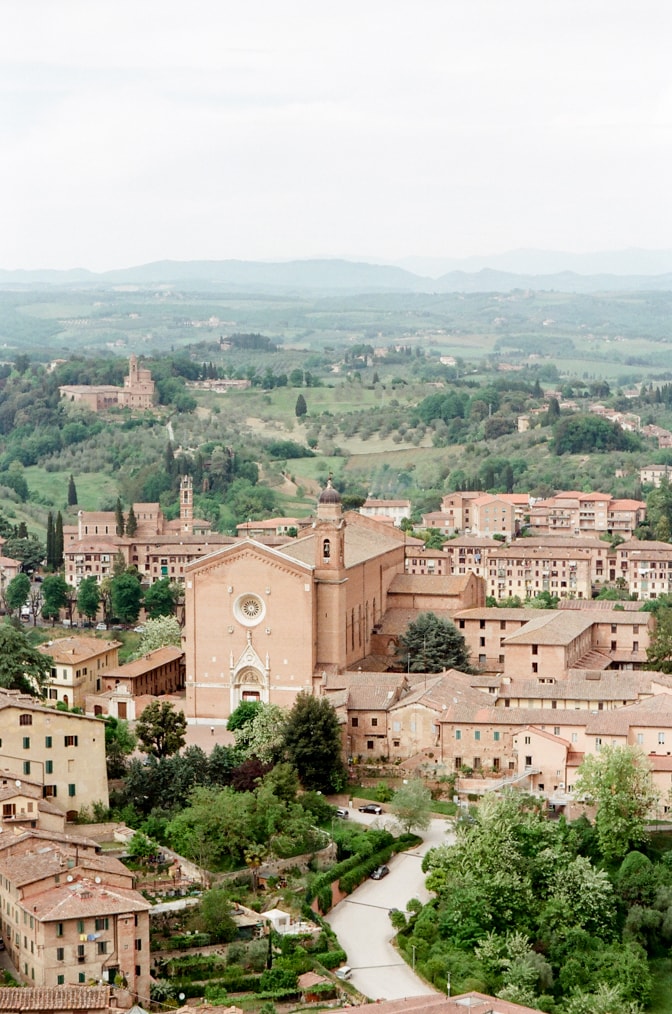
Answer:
[323,538,331,562]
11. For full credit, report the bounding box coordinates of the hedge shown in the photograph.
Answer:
[313,948,347,970]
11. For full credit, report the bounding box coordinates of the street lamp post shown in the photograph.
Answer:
[447,972,451,997]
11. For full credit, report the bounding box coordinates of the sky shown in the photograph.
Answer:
[2,0,671,271]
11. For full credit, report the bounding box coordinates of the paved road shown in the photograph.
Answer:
[326,815,454,1001]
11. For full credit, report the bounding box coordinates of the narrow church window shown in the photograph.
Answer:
[323,539,331,561]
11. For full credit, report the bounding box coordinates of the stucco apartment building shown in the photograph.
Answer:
[359,499,411,527]
[0,830,149,1000]
[424,494,529,540]
[38,637,121,710]
[0,690,108,817]
[454,607,651,675]
[469,493,530,539]
[484,544,593,601]
[614,539,672,599]
[527,491,645,537]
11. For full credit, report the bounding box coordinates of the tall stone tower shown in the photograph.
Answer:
[313,479,347,671]
[180,475,194,533]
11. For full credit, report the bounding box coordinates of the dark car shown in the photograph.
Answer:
[371,864,390,880]
[358,803,383,815]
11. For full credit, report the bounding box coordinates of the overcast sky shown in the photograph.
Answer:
[2,0,671,271]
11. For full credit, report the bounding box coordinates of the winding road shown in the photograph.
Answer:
[326,815,454,1001]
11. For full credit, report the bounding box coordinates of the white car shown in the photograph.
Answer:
[96,622,107,631]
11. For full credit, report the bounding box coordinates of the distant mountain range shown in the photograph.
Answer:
[2,250,672,294]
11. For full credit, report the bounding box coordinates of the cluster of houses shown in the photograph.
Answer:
[7,475,672,1001]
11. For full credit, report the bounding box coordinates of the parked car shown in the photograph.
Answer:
[358,803,383,815]
[134,625,145,634]
[370,865,390,880]
[335,966,352,981]
[96,622,107,631]
[336,807,349,819]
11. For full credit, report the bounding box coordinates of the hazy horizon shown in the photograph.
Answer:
[3,1,671,271]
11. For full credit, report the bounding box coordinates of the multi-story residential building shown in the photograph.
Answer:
[614,539,672,599]
[469,494,529,539]
[359,499,411,527]
[0,771,66,834]
[442,536,499,580]
[527,491,645,537]
[437,491,484,534]
[0,690,108,816]
[485,545,593,601]
[404,547,450,576]
[38,637,121,709]
[453,607,651,676]
[453,608,541,670]
[0,831,149,999]
[640,463,672,487]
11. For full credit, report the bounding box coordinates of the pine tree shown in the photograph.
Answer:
[54,512,64,569]
[67,474,78,506]
[126,505,138,537]
[46,512,55,570]
[295,394,308,418]
[115,497,125,537]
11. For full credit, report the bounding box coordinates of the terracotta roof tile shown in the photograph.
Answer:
[0,987,110,1011]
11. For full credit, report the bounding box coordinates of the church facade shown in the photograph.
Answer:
[184,483,409,723]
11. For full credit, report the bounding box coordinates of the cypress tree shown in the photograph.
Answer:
[46,512,55,570]
[67,474,78,506]
[115,497,125,537]
[126,504,138,537]
[55,512,64,569]
[295,394,308,418]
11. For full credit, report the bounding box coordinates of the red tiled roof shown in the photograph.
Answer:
[0,987,110,1011]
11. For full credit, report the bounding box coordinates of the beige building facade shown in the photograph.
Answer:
[0,831,149,1000]
[0,691,108,817]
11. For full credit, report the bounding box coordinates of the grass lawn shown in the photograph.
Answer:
[649,958,672,1014]
[24,467,118,511]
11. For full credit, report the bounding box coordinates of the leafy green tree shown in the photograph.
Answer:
[110,571,143,624]
[104,716,137,778]
[77,576,101,624]
[136,699,187,759]
[4,535,45,573]
[133,615,182,657]
[283,692,346,792]
[391,778,432,834]
[4,573,30,616]
[198,888,238,942]
[575,745,659,861]
[128,830,154,861]
[646,607,672,672]
[0,622,52,696]
[295,393,308,418]
[143,577,178,618]
[234,703,288,764]
[67,474,78,506]
[397,611,471,673]
[41,573,69,624]
[227,700,262,732]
